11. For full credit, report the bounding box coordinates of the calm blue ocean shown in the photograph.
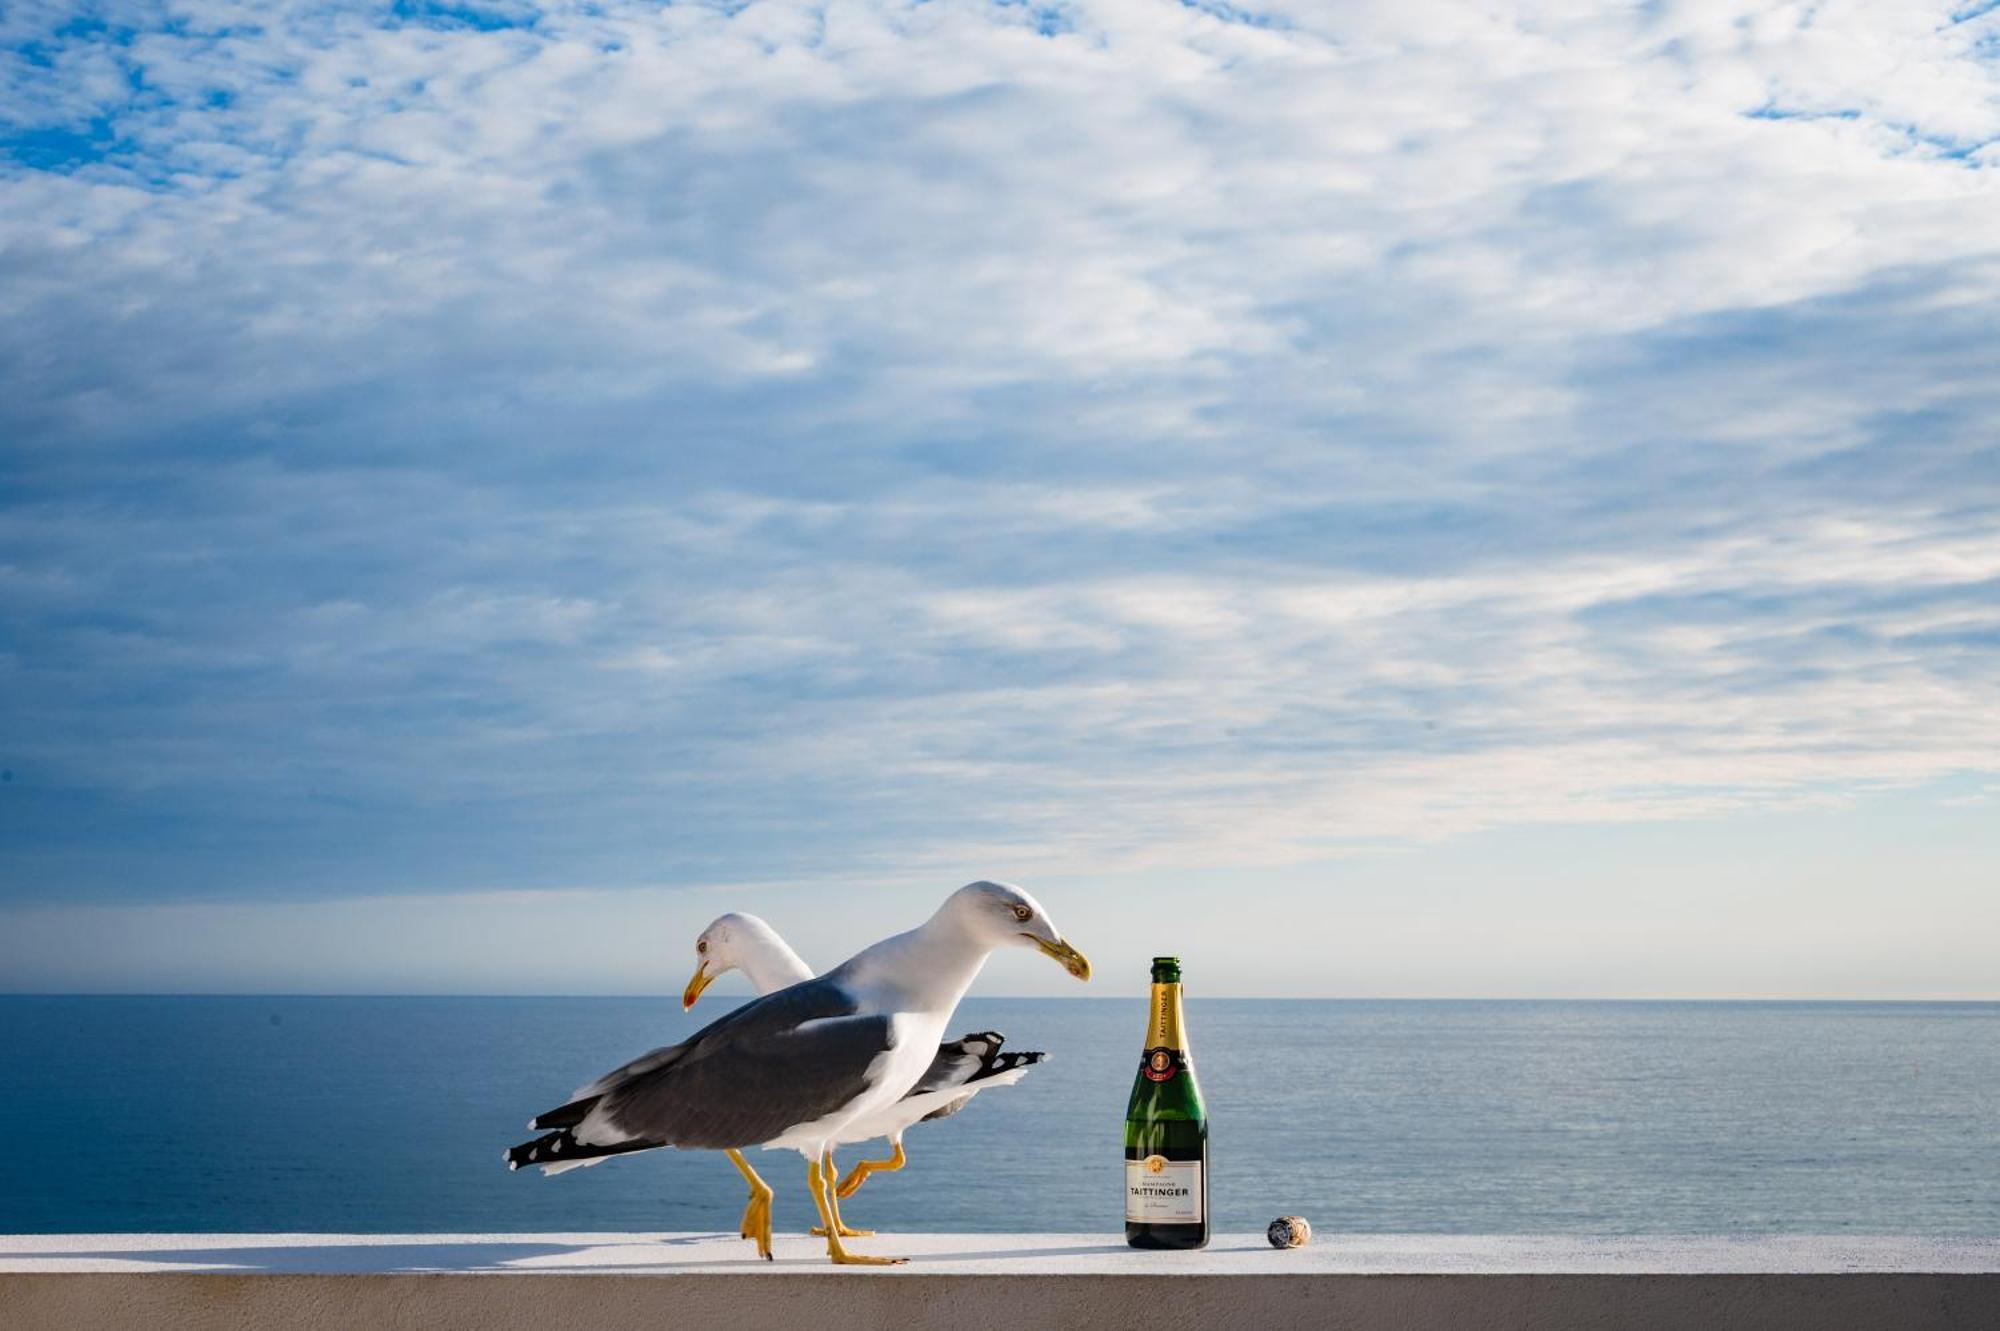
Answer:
[2,996,1996,1235]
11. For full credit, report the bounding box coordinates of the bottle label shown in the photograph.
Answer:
[1126,1154,1203,1224]
[1140,1046,1186,1082]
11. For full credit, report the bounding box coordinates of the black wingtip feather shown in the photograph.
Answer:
[504,1128,663,1173]
[956,1045,1048,1089]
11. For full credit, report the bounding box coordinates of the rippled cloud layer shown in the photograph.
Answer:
[4,0,1998,909]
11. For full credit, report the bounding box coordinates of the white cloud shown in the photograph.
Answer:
[1,0,1997,930]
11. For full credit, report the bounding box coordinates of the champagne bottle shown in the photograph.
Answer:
[1125,955,1209,1249]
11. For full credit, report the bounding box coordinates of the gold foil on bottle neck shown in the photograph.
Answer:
[1148,982,1186,1050]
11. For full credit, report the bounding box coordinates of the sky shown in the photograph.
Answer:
[2,0,1997,996]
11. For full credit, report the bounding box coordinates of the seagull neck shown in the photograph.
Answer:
[740,935,814,996]
[855,913,992,1012]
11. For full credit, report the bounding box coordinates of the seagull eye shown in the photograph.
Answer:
[1012,905,1032,922]
[697,940,708,954]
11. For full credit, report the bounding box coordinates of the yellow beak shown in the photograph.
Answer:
[1029,935,1092,982]
[682,962,714,1011]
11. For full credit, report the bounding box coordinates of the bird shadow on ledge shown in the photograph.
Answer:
[20,1239,707,1275]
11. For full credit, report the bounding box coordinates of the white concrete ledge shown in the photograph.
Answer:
[3,1233,1997,1330]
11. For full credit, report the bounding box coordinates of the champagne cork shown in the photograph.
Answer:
[1266,1216,1311,1249]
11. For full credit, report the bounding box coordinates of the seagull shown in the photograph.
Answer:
[683,911,1050,1249]
[505,880,1090,1265]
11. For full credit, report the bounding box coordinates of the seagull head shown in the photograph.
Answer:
[683,911,799,1009]
[945,880,1092,982]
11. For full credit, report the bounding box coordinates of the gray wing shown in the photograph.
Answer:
[538,977,899,1152]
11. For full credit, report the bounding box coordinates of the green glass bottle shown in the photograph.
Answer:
[1125,956,1209,1249]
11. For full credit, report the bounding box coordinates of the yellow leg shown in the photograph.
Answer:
[809,1148,874,1237]
[728,1151,760,1238]
[823,1149,874,1236]
[835,1137,907,1200]
[725,1148,774,1261]
[807,1154,903,1265]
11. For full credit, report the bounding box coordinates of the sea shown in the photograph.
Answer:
[2,996,1996,1235]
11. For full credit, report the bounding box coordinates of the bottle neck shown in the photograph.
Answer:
[1146,981,1187,1051]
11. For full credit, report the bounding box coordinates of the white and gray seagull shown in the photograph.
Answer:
[505,880,1090,1264]
[682,911,1051,1250]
